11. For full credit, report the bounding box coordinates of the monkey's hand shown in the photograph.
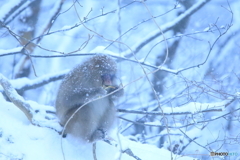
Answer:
[104,85,124,100]
[103,85,119,93]
[103,85,116,90]
[90,129,106,142]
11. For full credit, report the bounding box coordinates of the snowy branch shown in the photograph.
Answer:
[121,105,240,129]
[0,70,68,93]
[118,98,235,116]
[0,0,29,24]
[0,73,62,132]
[119,97,238,129]
[0,47,22,56]
[118,108,221,116]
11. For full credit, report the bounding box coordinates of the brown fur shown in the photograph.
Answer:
[55,55,123,142]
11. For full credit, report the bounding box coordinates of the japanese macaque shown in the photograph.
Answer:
[55,55,123,143]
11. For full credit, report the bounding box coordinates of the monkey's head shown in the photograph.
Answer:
[87,55,117,87]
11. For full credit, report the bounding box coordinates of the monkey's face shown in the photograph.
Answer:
[88,54,118,88]
[101,74,115,86]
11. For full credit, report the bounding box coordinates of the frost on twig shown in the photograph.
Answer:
[0,73,62,132]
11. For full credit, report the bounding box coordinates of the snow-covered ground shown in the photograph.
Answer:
[0,94,194,160]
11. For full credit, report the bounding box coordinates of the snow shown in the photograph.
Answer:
[0,0,22,21]
[27,100,62,131]
[175,4,182,9]
[0,47,22,55]
[90,46,120,57]
[203,27,210,32]
[159,67,179,74]
[0,94,194,160]
[144,121,161,126]
[163,98,234,114]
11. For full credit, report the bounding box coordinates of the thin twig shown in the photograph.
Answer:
[93,142,97,160]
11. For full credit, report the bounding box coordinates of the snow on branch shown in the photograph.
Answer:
[0,47,22,57]
[0,69,69,93]
[0,0,27,23]
[119,97,238,129]
[118,98,235,116]
[0,73,62,132]
[119,105,240,129]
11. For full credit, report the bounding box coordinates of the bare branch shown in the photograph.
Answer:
[125,0,211,57]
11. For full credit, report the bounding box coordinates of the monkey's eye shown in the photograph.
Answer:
[109,74,115,80]
[101,74,115,80]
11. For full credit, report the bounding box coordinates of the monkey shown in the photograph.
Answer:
[55,54,123,143]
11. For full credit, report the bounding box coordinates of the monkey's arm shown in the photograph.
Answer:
[56,87,106,118]
[66,87,107,107]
